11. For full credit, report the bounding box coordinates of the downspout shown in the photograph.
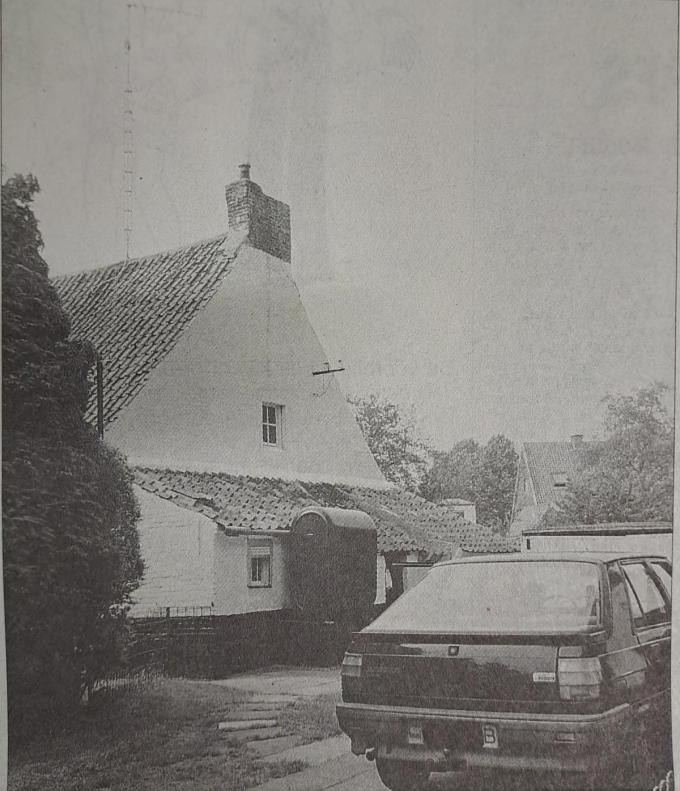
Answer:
[96,353,104,439]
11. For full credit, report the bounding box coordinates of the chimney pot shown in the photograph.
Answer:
[239,163,251,180]
[571,434,583,445]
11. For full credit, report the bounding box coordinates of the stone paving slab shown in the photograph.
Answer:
[218,718,278,731]
[258,734,351,767]
[248,734,306,757]
[225,726,284,742]
[223,708,282,720]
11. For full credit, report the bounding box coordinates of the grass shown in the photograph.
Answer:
[278,691,343,743]
[8,678,307,791]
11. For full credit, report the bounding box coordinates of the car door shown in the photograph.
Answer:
[619,560,671,729]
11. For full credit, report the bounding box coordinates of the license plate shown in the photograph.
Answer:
[407,725,424,745]
[481,723,498,749]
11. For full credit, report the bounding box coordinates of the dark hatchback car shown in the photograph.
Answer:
[336,553,672,790]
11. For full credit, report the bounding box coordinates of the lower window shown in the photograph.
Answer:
[248,538,273,587]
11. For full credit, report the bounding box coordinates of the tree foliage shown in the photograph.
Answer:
[420,435,518,531]
[348,394,430,491]
[2,175,144,736]
[541,383,673,525]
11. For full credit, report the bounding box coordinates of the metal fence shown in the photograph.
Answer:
[137,605,215,619]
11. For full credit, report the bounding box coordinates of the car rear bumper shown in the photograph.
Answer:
[336,701,632,774]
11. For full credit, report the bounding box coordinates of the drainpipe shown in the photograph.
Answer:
[96,353,104,439]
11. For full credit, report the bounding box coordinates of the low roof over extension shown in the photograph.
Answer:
[135,467,520,558]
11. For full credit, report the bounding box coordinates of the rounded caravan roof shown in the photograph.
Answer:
[291,506,376,535]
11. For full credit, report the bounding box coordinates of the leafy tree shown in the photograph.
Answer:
[2,175,144,736]
[420,435,518,530]
[348,394,430,491]
[541,383,673,525]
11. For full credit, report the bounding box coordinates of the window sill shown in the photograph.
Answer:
[248,582,272,589]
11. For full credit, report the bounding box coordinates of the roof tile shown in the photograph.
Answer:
[53,234,242,426]
[523,441,595,505]
[134,468,511,558]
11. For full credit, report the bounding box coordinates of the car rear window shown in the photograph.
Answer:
[368,560,602,634]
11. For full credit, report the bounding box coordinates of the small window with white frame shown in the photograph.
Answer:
[248,537,273,587]
[262,403,283,447]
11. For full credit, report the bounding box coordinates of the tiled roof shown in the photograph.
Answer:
[134,468,509,558]
[460,533,522,554]
[53,234,242,426]
[523,441,595,505]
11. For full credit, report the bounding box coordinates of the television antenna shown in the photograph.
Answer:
[312,361,345,397]
[123,2,135,263]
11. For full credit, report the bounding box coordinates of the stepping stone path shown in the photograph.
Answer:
[216,692,304,759]
[211,668,343,773]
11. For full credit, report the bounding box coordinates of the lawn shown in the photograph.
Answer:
[8,677,333,791]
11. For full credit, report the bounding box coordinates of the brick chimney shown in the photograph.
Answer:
[225,164,291,262]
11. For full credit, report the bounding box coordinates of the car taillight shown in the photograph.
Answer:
[557,656,602,700]
[341,653,363,678]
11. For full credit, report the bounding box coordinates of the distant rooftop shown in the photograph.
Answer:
[522,439,596,504]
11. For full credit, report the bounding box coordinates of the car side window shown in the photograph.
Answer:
[622,562,669,629]
[649,562,672,602]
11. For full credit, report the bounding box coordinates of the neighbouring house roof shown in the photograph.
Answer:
[53,233,242,426]
[523,521,673,537]
[523,441,594,505]
[461,533,521,554]
[134,467,514,557]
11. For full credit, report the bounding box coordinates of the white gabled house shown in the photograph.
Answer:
[54,165,508,670]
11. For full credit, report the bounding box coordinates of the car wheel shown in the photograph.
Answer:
[375,757,430,790]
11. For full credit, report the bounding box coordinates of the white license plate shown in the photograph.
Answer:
[407,725,424,745]
[481,723,499,749]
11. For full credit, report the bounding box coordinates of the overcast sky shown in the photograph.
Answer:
[3,0,677,449]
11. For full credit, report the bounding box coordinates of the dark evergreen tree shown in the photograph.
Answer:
[2,175,143,737]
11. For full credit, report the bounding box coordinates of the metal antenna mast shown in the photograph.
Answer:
[123,2,134,262]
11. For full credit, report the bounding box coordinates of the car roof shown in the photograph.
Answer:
[436,551,670,566]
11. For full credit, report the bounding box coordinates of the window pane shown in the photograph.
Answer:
[623,577,645,628]
[262,404,268,422]
[261,556,271,585]
[623,563,668,627]
[262,425,269,443]
[268,406,277,424]
[367,561,602,634]
[650,563,672,599]
[269,425,276,444]
[251,557,260,582]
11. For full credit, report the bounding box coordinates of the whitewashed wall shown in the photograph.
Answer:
[130,487,294,617]
[129,486,217,616]
[375,553,387,605]
[212,533,291,615]
[108,244,386,488]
